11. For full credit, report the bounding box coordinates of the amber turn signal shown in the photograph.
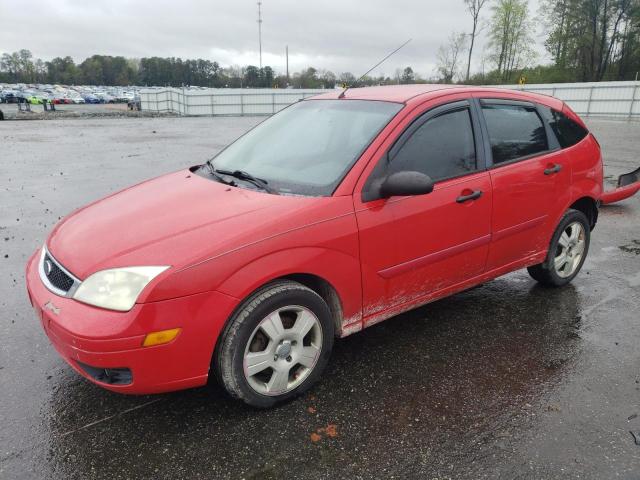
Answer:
[142,328,181,347]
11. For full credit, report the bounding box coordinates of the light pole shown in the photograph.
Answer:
[257,1,263,69]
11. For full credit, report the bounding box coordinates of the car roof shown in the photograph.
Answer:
[308,84,564,109]
[310,84,463,102]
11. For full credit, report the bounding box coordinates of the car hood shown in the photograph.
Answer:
[47,169,332,279]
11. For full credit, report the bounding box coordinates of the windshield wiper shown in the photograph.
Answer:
[204,160,236,187]
[215,168,278,195]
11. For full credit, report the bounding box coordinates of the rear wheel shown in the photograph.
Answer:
[215,280,334,408]
[527,209,590,287]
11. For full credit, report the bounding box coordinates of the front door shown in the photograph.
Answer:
[355,100,492,321]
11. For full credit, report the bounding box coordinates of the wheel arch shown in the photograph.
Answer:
[215,247,363,338]
[278,273,344,337]
[569,196,598,230]
[220,272,347,339]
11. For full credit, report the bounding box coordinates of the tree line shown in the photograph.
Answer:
[2,0,639,88]
[438,0,640,84]
[0,49,427,88]
[0,50,332,88]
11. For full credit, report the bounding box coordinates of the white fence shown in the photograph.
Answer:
[498,81,640,120]
[140,81,640,119]
[139,88,327,116]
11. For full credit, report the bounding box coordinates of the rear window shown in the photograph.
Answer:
[540,107,588,149]
[481,103,548,164]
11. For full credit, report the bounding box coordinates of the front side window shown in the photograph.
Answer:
[388,108,477,181]
[482,103,548,164]
[208,99,402,196]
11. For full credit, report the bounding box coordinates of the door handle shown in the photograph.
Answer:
[456,190,483,203]
[544,164,562,175]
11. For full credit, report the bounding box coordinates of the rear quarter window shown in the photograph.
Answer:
[540,107,589,149]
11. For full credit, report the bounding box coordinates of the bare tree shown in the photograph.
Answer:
[338,71,356,85]
[464,0,489,81]
[437,32,468,83]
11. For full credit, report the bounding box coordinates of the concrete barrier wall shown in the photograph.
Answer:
[140,81,640,119]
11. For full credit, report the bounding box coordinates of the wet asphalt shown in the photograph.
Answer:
[1,117,639,479]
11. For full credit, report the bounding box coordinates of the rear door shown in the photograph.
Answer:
[477,98,571,271]
[355,99,492,320]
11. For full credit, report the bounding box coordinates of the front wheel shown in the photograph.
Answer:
[528,209,590,287]
[215,280,334,408]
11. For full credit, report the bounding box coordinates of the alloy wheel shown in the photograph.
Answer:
[554,221,586,278]
[243,306,323,396]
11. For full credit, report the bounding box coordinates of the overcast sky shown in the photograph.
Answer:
[0,0,547,78]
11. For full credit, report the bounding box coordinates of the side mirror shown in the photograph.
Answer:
[379,171,434,199]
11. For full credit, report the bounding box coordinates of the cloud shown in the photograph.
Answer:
[0,0,546,77]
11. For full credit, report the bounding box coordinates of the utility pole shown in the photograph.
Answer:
[286,45,289,83]
[257,1,263,69]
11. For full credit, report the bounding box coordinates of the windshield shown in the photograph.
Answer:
[208,99,403,196]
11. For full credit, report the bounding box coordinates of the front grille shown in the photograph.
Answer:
[43,252,74,292]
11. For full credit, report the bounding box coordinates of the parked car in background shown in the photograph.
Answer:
[1,90,18,103]
[35,92,52,103]
[114,93,131,103]
[96,92,115,103]
[83,94,102,104]
[51,96,72,105]
[1,83,143,106]
[24,91,44,105]
[15,90,32,103]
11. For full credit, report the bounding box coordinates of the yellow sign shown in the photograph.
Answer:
[518,75,526,86]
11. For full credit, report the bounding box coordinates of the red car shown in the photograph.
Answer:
[25,85,640,407]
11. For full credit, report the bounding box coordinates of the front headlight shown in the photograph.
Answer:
[73,266,169,311]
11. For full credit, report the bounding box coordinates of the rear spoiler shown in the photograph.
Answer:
[600,167,640,205]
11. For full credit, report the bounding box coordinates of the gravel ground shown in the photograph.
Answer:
[0,116,639,479]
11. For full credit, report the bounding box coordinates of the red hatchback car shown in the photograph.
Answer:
[26,85,640,407]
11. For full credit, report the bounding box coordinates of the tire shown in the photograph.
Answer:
[527,209,590,287]
[214,280,334,408]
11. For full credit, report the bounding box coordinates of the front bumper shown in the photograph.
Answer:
[25,250,239,394]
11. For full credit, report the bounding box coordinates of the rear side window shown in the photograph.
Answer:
[389,107,476,181]
[481,103,548,164]
[540,107,588,148]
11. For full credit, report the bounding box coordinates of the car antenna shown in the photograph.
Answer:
[338,38,412,99]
